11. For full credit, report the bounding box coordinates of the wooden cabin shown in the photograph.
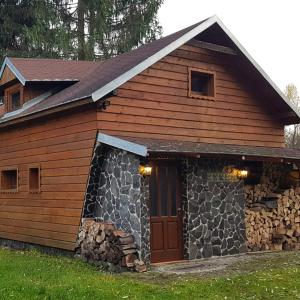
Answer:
[0,16,300,265]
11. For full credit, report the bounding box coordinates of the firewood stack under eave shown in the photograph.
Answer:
[245,186,300,251]
[75,218,146,272]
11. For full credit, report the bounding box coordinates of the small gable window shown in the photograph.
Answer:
[189,68,216,100]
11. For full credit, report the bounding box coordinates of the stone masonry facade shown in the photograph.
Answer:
[83,145,150,261]
[182,158,247,259]
[83,145,247,263]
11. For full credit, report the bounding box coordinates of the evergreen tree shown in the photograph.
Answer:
[0,0,34,59]
[0,0,73,61]
[0,0,164,61]
[24,0,74,59]
[61,0,164,60]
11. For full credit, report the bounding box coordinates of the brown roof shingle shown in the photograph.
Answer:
[9,57,99,81]
[124,137,300,161]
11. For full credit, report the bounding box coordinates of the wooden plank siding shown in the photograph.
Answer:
[98,44,285,147]
[0,67,16,86]
[0,106,97,250]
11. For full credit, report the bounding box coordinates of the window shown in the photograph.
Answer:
[4,85,23,113]
[189,68,216,99]
[29,167,40,192]
[1,169,18,191]
[11,91,21,111]
[0,94,4,105]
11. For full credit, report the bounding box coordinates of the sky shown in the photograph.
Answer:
[158,0,300,93]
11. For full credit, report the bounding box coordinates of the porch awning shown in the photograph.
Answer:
[97,133,300,162]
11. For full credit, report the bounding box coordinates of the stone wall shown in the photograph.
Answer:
[83,145,149,260]
[140,176,151,263]
[84,146,104,218]
[183,159,247,259]
[83,148,248,263]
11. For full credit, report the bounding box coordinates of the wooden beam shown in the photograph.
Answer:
[186,39,237,55]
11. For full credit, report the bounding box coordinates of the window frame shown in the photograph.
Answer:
[4,84,24,113]
[0,167,19,193]
[0,94,4,105]
[28,164,41,193]
[188,67,216,100]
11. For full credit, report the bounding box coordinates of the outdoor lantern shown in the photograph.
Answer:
[139,164,152,176]
[224,166,248,180]
[237,169,248,179]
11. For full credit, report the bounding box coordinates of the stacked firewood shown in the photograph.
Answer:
[75,219,146,272]
[245,186,300,251]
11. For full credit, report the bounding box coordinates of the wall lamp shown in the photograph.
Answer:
[236,169,248,179]
[139,164,152,177]
[224,166,249,179]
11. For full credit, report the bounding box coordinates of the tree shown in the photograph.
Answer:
[66,0,164,60]
[24,1,74,59]
[0,0,33,59]
[285,84,300,149]
[0,0,164,61]
[0,1,73,61]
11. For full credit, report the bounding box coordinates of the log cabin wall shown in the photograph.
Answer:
[97,43,285,148]
[0,106,97,250]
[0,66,16,86]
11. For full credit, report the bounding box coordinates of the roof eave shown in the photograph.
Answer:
[0,96,93,128]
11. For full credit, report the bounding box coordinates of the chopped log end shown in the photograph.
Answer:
[75,219,146,272]
[246,182,300,252]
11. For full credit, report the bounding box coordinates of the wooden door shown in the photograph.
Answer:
[149,161,183,263]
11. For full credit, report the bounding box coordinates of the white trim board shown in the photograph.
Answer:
[97,133,148,157]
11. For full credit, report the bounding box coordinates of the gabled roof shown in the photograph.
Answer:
[0,57,99,84]
[0,15,299,126]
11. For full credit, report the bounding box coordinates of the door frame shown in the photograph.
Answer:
[149,159,184,263]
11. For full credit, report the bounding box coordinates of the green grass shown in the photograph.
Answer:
[1,248,300,299]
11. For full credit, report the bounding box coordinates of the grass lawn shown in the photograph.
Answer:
[1,248,300,299]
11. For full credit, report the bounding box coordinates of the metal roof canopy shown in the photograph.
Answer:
[97,133,148,157]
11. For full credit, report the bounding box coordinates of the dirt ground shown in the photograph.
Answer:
[123,251,300,284]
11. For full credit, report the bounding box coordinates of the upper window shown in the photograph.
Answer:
[0,94,4,105]
[189,68,216,100]
[4,85,23,113]
[11,91,21,111]
[1,169,18,191]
